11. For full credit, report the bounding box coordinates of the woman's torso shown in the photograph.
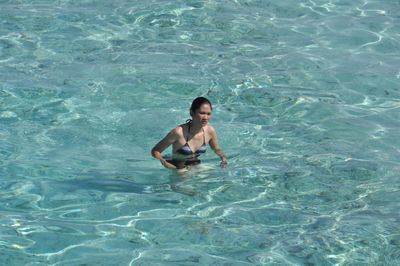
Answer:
[171,123,209,161]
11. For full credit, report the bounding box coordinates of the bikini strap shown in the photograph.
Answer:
[186,122,205,144]
[186,121,191,142]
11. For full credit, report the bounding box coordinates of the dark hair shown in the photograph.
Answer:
[190,97,212,116]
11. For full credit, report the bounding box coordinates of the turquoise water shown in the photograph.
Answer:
[1,0,400,265]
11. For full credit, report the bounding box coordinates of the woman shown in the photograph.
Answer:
[151,97,228,169]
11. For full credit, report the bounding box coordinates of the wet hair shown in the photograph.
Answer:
[190,97,212,116]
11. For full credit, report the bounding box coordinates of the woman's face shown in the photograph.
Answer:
[192,103,212,126]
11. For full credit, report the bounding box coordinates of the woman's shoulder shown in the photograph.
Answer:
[170,124,186,135]
[205,124,216,134]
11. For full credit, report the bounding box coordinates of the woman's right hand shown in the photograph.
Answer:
[160,159,177,169]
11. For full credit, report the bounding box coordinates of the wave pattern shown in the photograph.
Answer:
[1,0,400,265]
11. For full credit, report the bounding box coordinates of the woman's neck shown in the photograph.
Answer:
[188,120,203,134]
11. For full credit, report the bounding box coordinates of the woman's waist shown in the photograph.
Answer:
[167,158,201,169]
[171,152,201,161]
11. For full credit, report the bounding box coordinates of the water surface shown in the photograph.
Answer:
[1,0,400,265]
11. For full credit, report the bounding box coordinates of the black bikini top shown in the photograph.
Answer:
[175,123,207,156]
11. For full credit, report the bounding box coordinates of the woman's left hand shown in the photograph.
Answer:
[220,157,228,168]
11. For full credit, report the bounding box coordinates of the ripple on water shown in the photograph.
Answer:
[0,38,21,62]
[0,0,400,264]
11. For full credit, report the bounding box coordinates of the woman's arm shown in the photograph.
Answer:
[151,129,178,169]
[208,126,228,167]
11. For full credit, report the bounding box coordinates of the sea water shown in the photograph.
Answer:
[1,0,399,265]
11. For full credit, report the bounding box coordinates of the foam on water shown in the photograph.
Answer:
[1,0,400,265]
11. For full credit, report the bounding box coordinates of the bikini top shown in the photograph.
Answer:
[175,123,207,157]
